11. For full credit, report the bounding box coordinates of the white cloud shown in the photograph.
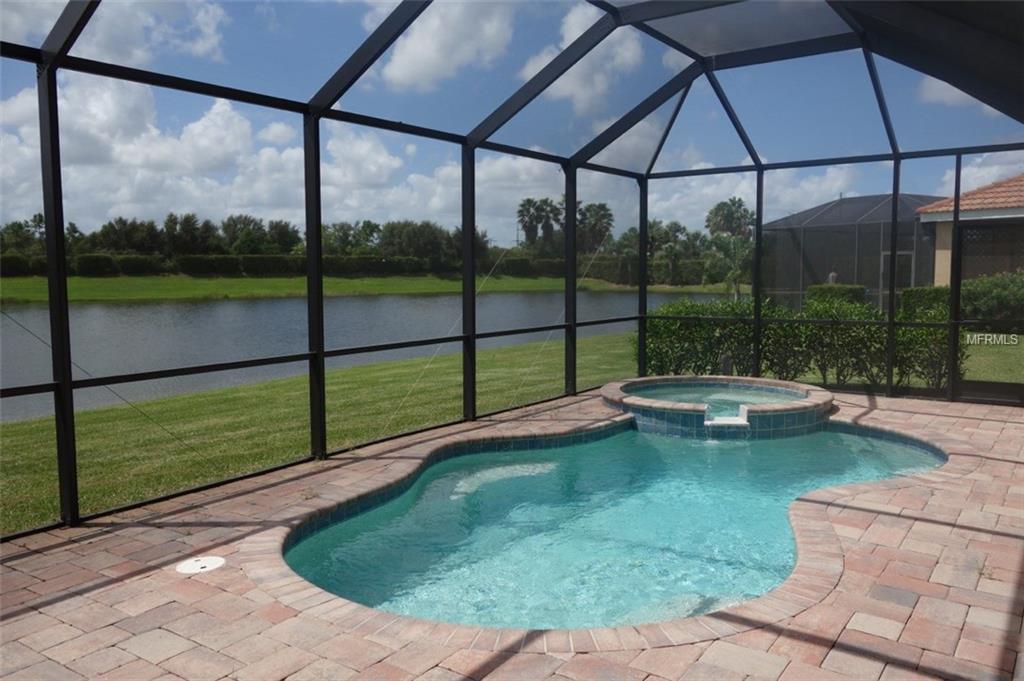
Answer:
[257,122,298,146]
[590,115,666,172]
[650,165,859,231]
[358,0,400,32]
[918,75,999,118]
[662,48,693,72]
[520,4,643,116]
[404,143,417,157]
[937,150,1024,196]
[378,2,515,92]
[72,0,229,67]
[0,1,65,44]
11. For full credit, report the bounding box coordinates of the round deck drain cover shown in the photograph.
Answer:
[175,556,225,575]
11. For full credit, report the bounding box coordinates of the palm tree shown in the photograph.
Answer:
[705,233,753,300]
[516,198,540,245]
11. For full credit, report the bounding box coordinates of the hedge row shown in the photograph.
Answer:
[644,297,966,391]
[0,254,447,278]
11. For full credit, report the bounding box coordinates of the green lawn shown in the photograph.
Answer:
[0,275,729,305]
[962,341,1024,383]
[0,332,636,534]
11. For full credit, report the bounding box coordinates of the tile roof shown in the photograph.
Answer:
[917,172,1024,214]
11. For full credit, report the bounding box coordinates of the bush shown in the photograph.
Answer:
[900,286,949,320]
[533,258,564,278]
[761,303,812,380]
[0,254,32,277]
[176,255,243,277]
[76,253,120,277]
[491,257,535,277]
[115,254,164,275]
[650,255,703,286]
[802,298,884,387]
[240,255,304,277]
[895,303,967,391]
[806,284,867,304]
[962,269,1024,321]
[322,255,425,277]
[30,256,47,276]
[643,298,755,377]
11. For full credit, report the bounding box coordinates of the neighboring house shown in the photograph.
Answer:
[762,193,943,309]
[917,172,1024,285]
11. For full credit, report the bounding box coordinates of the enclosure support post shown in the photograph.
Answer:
[37,64,79,524]
[303,114,327,458]
[638,177,649,377]
[948,155,963,401]
[752,169,764,377]
[563,164,577,395]
[885,159,901,396]
[461,145,477,419]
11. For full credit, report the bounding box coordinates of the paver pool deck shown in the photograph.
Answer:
[1,391,1022,681]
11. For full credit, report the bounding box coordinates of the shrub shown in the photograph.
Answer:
[900,286,949,320]
[29,256,46,276]
[803,298,883,387]
[76,253,120,277]
[492,257,535,277]
[322,255,425,277]
[806,284,867,304]
[962,269,1024,321]
[0,254,32,277]
[115,254,164,275]
[900,271,1024,322]
[895,304,967,391]
[533,258,564,278]
[761,303,812,380]
[240,255,304,277]
[176,255,243,276]
[644,298,755,377]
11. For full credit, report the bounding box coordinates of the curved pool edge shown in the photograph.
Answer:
[234,403,984,652]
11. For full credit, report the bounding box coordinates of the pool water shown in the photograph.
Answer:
[285,427,941,629]
[627,384,801,418]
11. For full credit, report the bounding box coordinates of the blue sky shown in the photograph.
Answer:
[1,0,1022,245]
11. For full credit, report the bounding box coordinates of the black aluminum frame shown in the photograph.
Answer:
[1,0,1022,538]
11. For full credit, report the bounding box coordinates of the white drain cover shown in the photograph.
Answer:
[175,556,226,575]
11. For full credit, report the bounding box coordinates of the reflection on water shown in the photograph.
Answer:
[1,290,719,419]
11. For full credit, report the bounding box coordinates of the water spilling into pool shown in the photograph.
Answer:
[284,426,941,629]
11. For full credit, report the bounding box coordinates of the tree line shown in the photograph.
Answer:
[1,196,755,291]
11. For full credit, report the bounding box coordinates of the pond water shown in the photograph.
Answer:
[1,290,717,419]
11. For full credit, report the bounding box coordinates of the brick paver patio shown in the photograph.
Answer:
[2,392,1021,681]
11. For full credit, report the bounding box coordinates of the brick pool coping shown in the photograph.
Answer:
[2,392,1021,681]
[236,395,975,654]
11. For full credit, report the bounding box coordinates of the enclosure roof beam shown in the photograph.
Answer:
[467,13,616,146]
[646,87,689,176]
[615,1,746,27]
[827,1,900,155]
[571,62,702,166]
[309,0,430,115]
[707,32,860,70]
[831,1,1024,123]
[40,0,99,67]
[705,68,761,168]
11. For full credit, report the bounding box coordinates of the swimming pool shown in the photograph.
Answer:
[284,424,942,629]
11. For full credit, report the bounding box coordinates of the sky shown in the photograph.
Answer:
[1,0,1022,247]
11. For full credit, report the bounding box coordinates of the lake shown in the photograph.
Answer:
[1,290,716,420]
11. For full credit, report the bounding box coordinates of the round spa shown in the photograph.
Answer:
[601,376,834,439]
